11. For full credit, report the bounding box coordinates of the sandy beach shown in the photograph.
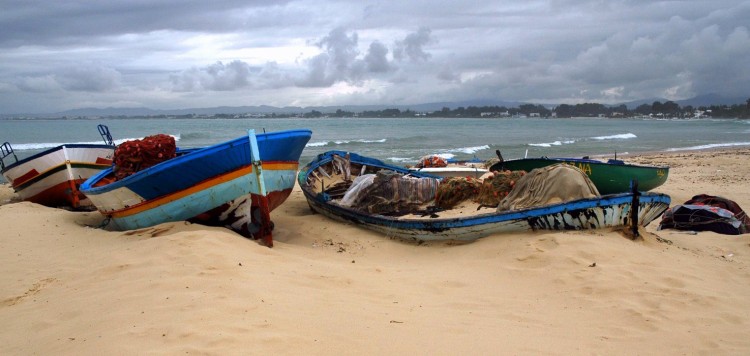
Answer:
[1,148,749,355]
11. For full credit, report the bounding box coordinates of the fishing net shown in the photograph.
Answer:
[475,170,527,207]
[434,176,482,209]
[113,134,176,180]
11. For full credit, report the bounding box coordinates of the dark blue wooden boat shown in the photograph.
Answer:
[299,150,671,242]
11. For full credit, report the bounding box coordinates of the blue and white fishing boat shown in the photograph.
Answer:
[1,125,115,209]
[81,129,311,246]
[298,150,671,242]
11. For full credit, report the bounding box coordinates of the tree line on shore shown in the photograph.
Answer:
[21,98,748,120]
[292,98,750,119]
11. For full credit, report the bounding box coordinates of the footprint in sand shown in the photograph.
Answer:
[122,225,174,237]
[513,237,560,268]
[529,236,560,252]
[1,278,56,307]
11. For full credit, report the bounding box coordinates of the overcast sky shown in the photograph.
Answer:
[0,0,748,114]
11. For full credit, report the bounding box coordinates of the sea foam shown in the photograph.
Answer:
[306,138,387,147]
[445,145,490,154]
[667,142,750,151]
[591,133,637,140]
[529,140,575,147]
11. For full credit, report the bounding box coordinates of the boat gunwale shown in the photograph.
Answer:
[491,157,670,171]
[0,143,114,173]
[81,129,312,195]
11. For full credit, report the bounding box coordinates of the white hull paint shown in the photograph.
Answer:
[1,145,113,207]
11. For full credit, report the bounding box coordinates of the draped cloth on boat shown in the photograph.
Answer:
[338,170,439,215]
[498,163,600,211]
[659,194,750,235]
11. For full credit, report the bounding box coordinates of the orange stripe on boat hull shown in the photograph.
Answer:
[109,162,297,219]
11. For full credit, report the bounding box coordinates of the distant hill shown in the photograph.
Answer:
[676,94,747,108]
[621,93,747,110]
[2,99,527,118]
[1,94,744,118]
[57,107,163,117]
[620,97,669,110]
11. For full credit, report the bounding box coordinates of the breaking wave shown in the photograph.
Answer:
[667,142,750,151]
[529,140,576,147]
[529,133,635,147]
[305,138,387,147]
[444,145,490,155]
[591,133,637,140]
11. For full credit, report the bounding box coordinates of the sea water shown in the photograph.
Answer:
[1,116,749,176]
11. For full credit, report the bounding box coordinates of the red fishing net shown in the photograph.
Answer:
[434,176,481,209]
[113,134,176,180]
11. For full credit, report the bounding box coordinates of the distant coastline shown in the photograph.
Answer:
[1,94,748,120]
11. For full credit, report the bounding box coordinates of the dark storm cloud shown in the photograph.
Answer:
[0,0,291,47]
[296,27,361,87]
[170,60,251,91]
[364,41,391,73]
[393,28,432,62]
[15,65,121,92]
[296,27,404,87]
[0,0,748,114]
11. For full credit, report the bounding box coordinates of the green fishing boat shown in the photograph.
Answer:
[489,157,669,195]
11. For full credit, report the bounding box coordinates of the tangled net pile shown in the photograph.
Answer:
[476,170,527,207]
[113,134,176,180]
[434,176,482,209]
[433,170,529,209]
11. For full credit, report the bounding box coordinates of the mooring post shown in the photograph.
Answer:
[630,179,640,239]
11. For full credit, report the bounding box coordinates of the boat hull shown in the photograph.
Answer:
[81,129,311,237]
[305,190,670,242]
[491,158,669,194]
[299,151,671,242]
[1,144,114,208]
